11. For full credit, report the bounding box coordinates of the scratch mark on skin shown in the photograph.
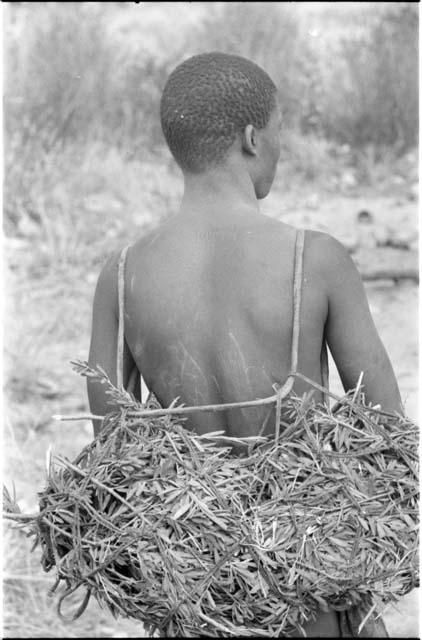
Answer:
[177,341,208,385]
[168,343,187,380]
[228,332,254,396]
[212,375,222,395]
[227,333,275,426]
[134,340,144,360]
[260,367,274,388]
[171,340,209,406]
[146,232,161,249]
[130,276,135,293]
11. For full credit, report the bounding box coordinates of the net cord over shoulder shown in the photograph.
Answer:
[117,245,130,391]
[290,229,305,376]
[275,228,329,398]
[117,245,143,401]
[292,229,329,403]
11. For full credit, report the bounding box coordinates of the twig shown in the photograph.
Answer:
[3,512,39,521]
[53,413,104,422]
[52,392,279,422]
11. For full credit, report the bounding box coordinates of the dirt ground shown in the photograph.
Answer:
[4,190,419,638]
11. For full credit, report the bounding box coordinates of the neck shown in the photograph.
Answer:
[179,158,260,225]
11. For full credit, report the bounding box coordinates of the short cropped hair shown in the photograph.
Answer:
[160,52,277,173]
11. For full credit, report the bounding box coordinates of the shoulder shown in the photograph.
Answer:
[304,229,349,260]
[304,230,362,291]
[93,248,126,311]
[96,249,120,287]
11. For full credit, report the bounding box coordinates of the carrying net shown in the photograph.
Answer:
[4,361,418,637]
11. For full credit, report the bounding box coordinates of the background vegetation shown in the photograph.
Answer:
[4,2,418,637]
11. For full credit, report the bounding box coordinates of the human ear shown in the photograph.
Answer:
[242,124,258,156]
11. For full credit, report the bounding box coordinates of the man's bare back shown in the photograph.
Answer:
[88,208,402,439]
[116,213,326,438]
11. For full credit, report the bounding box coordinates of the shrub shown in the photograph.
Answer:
[320,3,418,151]
[4,2,170,154]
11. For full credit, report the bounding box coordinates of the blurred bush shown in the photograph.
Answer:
[4,2,170,154]
[319,3,418,151]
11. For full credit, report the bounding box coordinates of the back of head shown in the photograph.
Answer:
[160,52,277,174]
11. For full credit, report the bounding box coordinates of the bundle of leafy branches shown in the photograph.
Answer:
[4,362,419,637]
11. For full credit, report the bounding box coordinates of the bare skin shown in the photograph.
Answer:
[87,103,402,637]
